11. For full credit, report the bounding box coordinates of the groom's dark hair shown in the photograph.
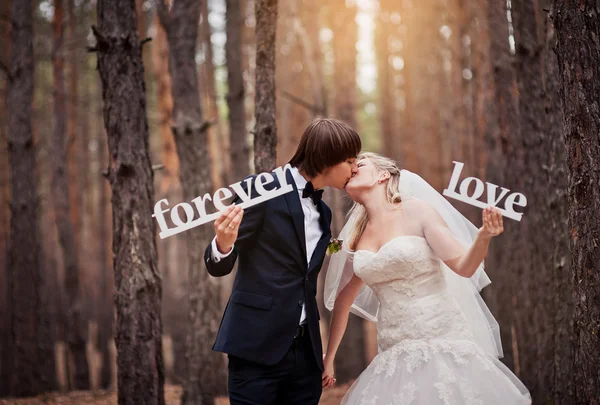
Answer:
[289,118,361,178]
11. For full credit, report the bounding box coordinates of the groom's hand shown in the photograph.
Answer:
[214,205,244,254]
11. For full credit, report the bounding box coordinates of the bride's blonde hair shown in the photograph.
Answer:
[347,152,402,251]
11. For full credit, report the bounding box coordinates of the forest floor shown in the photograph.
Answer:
[0,383,351,405]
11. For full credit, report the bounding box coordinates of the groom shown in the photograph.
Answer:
[204,118,361,405]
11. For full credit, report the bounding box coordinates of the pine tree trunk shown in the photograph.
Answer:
[151,11,186,386]
[329,0,366,384]
[376,1,392,158]
[51,0,90,390]
[6,0,42,396]
[483,0,519,374]
[226,0,249,181]
[200,0,226,190]
[553,1,600,402]
[253,0,278,173]
[157,1,226,403]
[94,0,165,402]
[0,0,12,395]
[96,99,114,391]
[67,0,82,271]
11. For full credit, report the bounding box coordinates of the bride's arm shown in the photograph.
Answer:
[422,205,504,278]
[322,274,364,386]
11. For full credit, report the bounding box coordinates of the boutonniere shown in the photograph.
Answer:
[326,238,343,256]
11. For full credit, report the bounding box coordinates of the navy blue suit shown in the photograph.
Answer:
[204,169,332,405]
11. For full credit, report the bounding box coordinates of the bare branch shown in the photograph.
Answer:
[280,90,324,115]
[199,120,217,133]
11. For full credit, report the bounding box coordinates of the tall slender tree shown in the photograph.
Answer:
[0,0,12,395]
[553,1,600,402]
[329,0,366,384]
[150,11,187,386]
[200,0,226,189]
[51,0,90,390]
[94,0,165,402]
[226,0,250,181]
[5,0,42,397]
[96,99,114,391]
[157,1,226,403]
[483,0,519,373]
[253,0,278,173]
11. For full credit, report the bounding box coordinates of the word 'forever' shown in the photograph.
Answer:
[443,161,527,221]
[153,164,294,239]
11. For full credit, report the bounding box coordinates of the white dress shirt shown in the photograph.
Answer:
[211,166,323,325]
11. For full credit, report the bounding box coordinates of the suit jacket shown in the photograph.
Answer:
[204,169,332,371]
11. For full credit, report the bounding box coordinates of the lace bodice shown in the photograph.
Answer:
[353,236,475,351]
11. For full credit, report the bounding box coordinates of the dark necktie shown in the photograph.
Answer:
[302,181,324,204]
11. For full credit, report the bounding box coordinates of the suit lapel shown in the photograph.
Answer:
[283,170,308,266]
[308,200,332,273]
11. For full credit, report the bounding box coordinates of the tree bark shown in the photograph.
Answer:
[51,0,90,390]
[96,99,114,391]
[329,0,366,384]
[157,0,226,403]
[67,0,82,268]
[200,0,226,190]
[376,0,399,163]
[150,11,187,386]
[253,0,278,173]
[5,0,42,396]
[226,0,250,181]
[483,0,519,374]
[553,1,600,402]
[0,0,12,395]
[94,0,165,402]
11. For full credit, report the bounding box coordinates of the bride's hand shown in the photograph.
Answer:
[479,207,504,239]
[321,356,336,388]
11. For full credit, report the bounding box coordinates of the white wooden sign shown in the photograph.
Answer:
[153,164,294,239]
[443,161,527,221]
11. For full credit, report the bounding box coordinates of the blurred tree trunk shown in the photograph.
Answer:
[376,0,399,163]
[200,0,226,190]
[456,0,474,173]
[483,0,518,374]
[0,0,12,395]
[329,0,366,385]
[96,109,113,390]
[67,0,81,263]
[553,1,600,402]
[511,0,554,397]
[467,0,490,179]
[226,0,249,180]
[51,0,90,390]
[94,0,165,403]
[275,0,309,166]
[94,69,114,389]
[5,0,42,396]
[157,1,226,403]
[242,0,256,161]
[253,0,278,173]
[151,12,187,386]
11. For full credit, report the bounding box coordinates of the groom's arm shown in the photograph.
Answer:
[204,177,267,277]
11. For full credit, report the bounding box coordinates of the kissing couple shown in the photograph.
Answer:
[204,118,532,405]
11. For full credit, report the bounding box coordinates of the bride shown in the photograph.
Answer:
[322,152,531,404]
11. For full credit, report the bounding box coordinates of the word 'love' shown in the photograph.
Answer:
[442,161,527,221]
[153,164,294,239]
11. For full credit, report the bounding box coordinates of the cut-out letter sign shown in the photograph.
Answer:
[153,164,294,239]
[442,161,527,221]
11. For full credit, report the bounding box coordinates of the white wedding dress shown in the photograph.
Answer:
[340,235,532,405]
